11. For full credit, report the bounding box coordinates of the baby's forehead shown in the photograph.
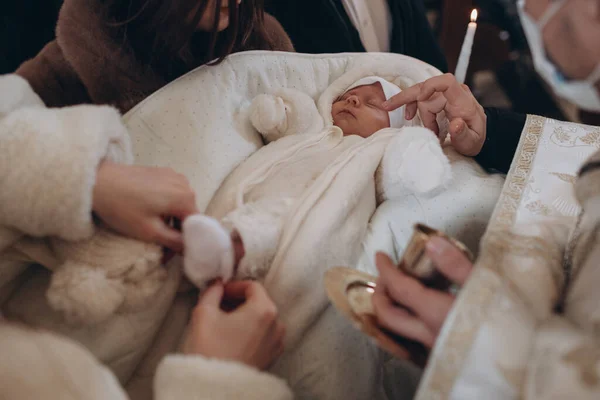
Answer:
[343,82,385,97]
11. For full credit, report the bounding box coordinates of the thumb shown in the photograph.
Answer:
[197,282,225,308]
[448,118,477,156]
[449,118,468,141]
[152,218,184,253]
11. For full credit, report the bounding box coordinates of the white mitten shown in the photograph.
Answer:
[249,88,324,142]
[377,126,452,202]
[182,215,235,289]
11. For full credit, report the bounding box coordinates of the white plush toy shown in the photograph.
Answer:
[183,78,452,288]
[48,230,166,326]
[0,75,167,327]
[249,88,325,142]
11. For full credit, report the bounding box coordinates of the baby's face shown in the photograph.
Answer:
[332,83,390,138]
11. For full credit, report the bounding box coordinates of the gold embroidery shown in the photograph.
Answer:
[491,116,545,231]
[550,125,600,148]
[416,116,547,399]
[416,116,600,399]
[550,172,577,184]
[525,200,556,216]
[580,130,600,148]
[553,126,572,144]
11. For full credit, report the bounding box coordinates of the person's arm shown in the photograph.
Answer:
[156,281,292,400]
[16,41,90,108]
[0,317,293,400]
[0,323,130,400]
[0,75,197,253]
[155,355,293,400]
[383,74,527,173]
[476,107,527,174]
[0,75,131,243]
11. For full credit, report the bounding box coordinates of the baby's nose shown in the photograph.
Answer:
[346,95,360,107]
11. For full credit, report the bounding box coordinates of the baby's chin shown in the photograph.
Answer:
[332,117,352,136]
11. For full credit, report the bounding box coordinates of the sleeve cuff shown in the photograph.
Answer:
[0,101,132,240]
[154,355,293,400]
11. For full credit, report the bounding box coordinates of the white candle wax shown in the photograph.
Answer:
[455,13,478,84]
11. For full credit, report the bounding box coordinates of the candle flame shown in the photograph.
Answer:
[471,9,478,22]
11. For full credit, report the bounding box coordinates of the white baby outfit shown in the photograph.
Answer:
[184,77,450,288]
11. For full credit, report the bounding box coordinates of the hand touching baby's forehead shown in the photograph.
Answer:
[337,83,386,105]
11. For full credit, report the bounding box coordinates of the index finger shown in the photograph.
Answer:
[425,237,473,285]
[382,83,423,111]
[417,74,469,105]
[375,253,428,314]
[375,253,453,324]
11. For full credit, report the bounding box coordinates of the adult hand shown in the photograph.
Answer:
[93,161,198,252]
[372,237,474,349]
[182,281,286,370]
[383,73,487,157]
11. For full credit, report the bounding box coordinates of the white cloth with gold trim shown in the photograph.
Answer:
[415,116,600,400]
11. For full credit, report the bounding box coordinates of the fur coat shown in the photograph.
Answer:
[0,74,293,400]
[15,0,294,112]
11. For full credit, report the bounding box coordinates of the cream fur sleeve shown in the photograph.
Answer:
[0,323,293,400]
[155,355,293,400]
[0,75,132,241]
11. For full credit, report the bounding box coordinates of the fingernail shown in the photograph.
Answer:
[426,237,450,256]
[405,111,412,120]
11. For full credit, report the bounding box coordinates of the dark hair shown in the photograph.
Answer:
[104,0,272,80]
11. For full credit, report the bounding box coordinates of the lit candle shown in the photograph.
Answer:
[455,9,478,84]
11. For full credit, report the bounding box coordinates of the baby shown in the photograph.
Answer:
[331,76,408,137]
[183,76,443,288]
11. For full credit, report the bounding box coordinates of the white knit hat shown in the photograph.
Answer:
[346,76,406,129]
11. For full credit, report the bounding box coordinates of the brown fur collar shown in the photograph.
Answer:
[54,0,293,112]
[56,0,166,112]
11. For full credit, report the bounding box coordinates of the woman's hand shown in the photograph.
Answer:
[183,281,286,370]
[383,73,487,157]
[372,237,474,349]
[93,162,198,252]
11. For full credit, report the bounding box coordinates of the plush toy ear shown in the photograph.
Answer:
[47,261,126,326]
[249,94,288,140]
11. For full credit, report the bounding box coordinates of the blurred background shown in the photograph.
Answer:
[426,0,598,126]
[2,0,596,125]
